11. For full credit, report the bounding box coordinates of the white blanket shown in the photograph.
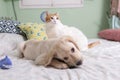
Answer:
[0,33,120,80]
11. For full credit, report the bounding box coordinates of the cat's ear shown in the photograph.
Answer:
[55,12,59,16]
[46,11,49,16]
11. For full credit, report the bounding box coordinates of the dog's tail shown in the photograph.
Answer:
[88,41,100,48]
[18,41,26,58]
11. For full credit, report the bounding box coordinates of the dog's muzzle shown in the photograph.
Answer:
[76,60,82,66]
[54,58,83,69]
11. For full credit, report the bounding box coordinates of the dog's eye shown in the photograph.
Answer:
[64,57,68,60]
[71,48,75,53]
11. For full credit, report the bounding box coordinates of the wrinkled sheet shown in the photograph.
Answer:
[0,34,120,80]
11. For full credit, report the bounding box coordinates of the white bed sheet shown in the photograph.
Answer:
[0,34,120,80]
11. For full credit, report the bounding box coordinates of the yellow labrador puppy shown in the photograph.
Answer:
[18,36,83,69]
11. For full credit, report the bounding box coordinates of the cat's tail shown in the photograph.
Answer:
[88,41,100,48]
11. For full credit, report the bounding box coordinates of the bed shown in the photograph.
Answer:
[0,33,120,80]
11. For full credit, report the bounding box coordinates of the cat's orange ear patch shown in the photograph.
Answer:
[46,11,49,16]
[55,13,59,16]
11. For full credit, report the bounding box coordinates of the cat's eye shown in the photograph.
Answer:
[51,17,53,19]
[71,48,75,53]
[56,17,59,19]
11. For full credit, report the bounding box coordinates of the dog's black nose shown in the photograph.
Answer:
[69,66,76,69]
[76,60,82,65]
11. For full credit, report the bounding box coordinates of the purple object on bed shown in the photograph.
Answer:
[0,55,12,69]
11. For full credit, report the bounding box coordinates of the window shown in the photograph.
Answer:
[19,0,83,8]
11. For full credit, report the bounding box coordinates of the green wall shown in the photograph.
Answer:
[0,0,8,16]
[0,0,110,38]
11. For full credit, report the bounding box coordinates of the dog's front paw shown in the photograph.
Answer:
[49,59,68,69]
[54,63,68,69]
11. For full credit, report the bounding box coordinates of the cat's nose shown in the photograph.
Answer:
[53,21,57,24]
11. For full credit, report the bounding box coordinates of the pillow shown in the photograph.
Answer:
[19,23,48,40]
[0,19,24,35]
[0,33,25,54]
[98,29,120,41]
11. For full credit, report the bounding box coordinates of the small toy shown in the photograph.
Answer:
[0,55,12,69]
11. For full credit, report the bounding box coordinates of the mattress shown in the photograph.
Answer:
[0,33,120,80]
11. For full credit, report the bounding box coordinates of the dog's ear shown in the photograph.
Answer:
[35,47,56,66]
[60,36,80,51]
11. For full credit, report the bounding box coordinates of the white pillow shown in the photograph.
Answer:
[0,33,25,55]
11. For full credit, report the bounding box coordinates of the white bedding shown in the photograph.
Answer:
[0,33,120,80]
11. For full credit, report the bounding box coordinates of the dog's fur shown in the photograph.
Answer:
[18,36,83,69]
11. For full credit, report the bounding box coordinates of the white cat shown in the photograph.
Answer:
[44,12,97,51]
